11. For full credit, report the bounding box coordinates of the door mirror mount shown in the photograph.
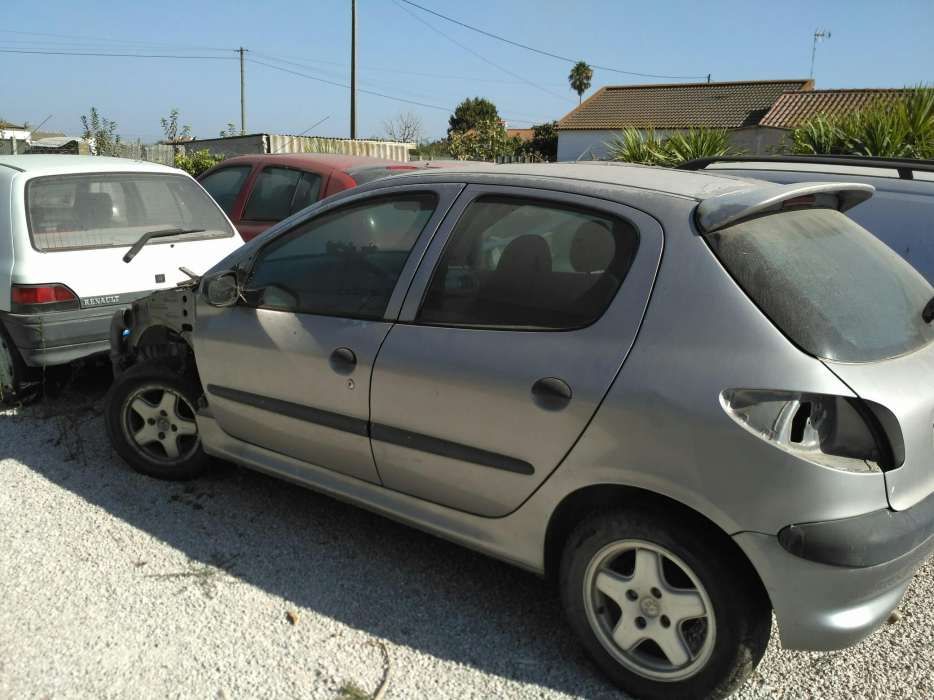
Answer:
[203,272,240,308]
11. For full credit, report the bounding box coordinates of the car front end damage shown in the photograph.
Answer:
[110,281,199,376]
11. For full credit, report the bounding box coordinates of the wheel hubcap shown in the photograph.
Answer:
[583,539,716,682]
[123,384,199,463]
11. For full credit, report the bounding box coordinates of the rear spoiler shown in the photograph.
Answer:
[696,182,875,233]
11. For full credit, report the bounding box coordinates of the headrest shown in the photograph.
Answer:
[570,221,615,273]
[496,234,552,274]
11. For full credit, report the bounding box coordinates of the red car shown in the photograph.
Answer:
[197,153,427,241]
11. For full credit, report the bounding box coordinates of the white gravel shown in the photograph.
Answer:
[1,374,931,699]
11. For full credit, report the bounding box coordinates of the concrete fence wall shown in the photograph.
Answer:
[178,134,414,161]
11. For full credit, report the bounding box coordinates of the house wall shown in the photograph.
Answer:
[557,126,791,162]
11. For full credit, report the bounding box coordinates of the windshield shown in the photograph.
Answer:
[706,207,934,363]
[26,172,235,252]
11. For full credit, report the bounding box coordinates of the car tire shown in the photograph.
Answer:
[559,508,771,700]
[0,322,29,404]
[105,361,209,480]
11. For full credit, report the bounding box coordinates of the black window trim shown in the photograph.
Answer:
[23,171,236,254]
[241,164,321,224]
[407,190,642,334]
[198,163,254,216]
[241,188,446,322]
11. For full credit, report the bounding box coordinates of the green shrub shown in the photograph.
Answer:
[790,86,934,159]
[174,149,224,177]
[605,127,738,166]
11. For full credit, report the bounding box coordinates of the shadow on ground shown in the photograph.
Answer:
[3,364,620,699]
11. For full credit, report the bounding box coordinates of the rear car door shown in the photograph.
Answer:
[238,166,324,241]
[194,183,463,483]
[369,185,663,516]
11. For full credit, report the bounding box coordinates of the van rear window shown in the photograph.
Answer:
[26,173,235,252]
[706,208,934,363]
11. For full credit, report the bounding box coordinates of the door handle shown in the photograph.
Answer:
[329,347,357,375]
[531,377,572,411]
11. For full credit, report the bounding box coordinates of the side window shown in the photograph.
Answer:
[290,172,323,214]
[199,166,251,215]
[247,193,438,319]
[243,167,302,221]
[418,196,639,329]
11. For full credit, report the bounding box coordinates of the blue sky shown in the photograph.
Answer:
[3,0,933,143]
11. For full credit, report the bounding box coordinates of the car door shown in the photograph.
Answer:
[238,166,325,241]
[194,183,464,483]
[198,163,254,220]
[369,185,663,516]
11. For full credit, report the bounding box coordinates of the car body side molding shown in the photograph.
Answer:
[206,384,534,476]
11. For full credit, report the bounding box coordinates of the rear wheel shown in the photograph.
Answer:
[105,362,208,480]
[560,509,770,700]
[0,323,29,404]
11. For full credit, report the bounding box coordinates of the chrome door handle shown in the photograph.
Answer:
[531,377,572,411]
[329,347,357,375]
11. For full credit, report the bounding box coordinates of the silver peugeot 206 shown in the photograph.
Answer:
[105,163,934,699]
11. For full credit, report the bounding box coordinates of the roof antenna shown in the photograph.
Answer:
[810,29,831,81]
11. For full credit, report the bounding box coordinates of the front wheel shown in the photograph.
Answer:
[105,362,209,480]
[560,509,771,700]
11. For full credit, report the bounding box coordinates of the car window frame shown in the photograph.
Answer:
[399,184,652,332]
[288,170,324,215]
[238,182,467,322]
[240,165,309,224]
[198,164,254,217]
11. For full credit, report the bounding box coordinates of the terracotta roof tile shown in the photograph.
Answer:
[557,79,813,131]
[759,88,911,128]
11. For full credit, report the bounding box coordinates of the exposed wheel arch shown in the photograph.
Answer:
[131,324,200,385]
[543,484,770,607]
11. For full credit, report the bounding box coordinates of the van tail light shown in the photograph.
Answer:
[10,283,80,313]
[721,389,901,473]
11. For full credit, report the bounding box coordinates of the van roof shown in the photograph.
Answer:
[0,154,180,176]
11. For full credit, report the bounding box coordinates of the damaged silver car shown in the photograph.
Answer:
[105,163,934,699]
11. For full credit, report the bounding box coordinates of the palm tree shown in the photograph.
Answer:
[569,61,594,104]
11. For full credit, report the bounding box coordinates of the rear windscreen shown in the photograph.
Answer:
[26,172,235,252]
[706,208,934,363]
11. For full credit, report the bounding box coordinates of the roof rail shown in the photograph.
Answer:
[696,181,874,233]
[678,154,934,181]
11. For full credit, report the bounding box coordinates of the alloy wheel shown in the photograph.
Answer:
[122,383,200,463]
[583,539,716,682]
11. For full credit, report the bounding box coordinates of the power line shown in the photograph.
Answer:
[247,57,540,124]
[0,28,231,52]
[0,48,235,60]
[391,0,573,103]
[397,0,708,80]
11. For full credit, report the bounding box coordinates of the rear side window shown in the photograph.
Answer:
[289,172,323,214]
[199,165,251,215]
[247,193,437,319]
[243,167,305,221]
[26,173,235,252]
[707,208,934,362]
[418,197,639,329]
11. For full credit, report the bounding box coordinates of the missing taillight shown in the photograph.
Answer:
[721,389,901,473]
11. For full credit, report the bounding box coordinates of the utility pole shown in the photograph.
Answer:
[350,0,357,139]
[810,29,831,81]
[239,47,247,134]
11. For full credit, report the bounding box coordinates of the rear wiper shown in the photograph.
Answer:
[123,228,205,263]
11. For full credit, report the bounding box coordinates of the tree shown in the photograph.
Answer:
[568,61,593,104]
[382,111,422,143]
[448,118,522,161]
[160,108,192,143]
[80,107,121,156]
[448,97,499,135]
[219,122,241,138]
[519,121,559,161]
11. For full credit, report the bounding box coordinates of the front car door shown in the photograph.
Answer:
[194,183,464,483]
[369,185,663,516]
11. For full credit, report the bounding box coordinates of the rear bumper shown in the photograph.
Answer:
[0,307,123,366]
[736,500,934,651]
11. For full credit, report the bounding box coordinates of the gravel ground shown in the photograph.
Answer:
[1,371,931,699]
